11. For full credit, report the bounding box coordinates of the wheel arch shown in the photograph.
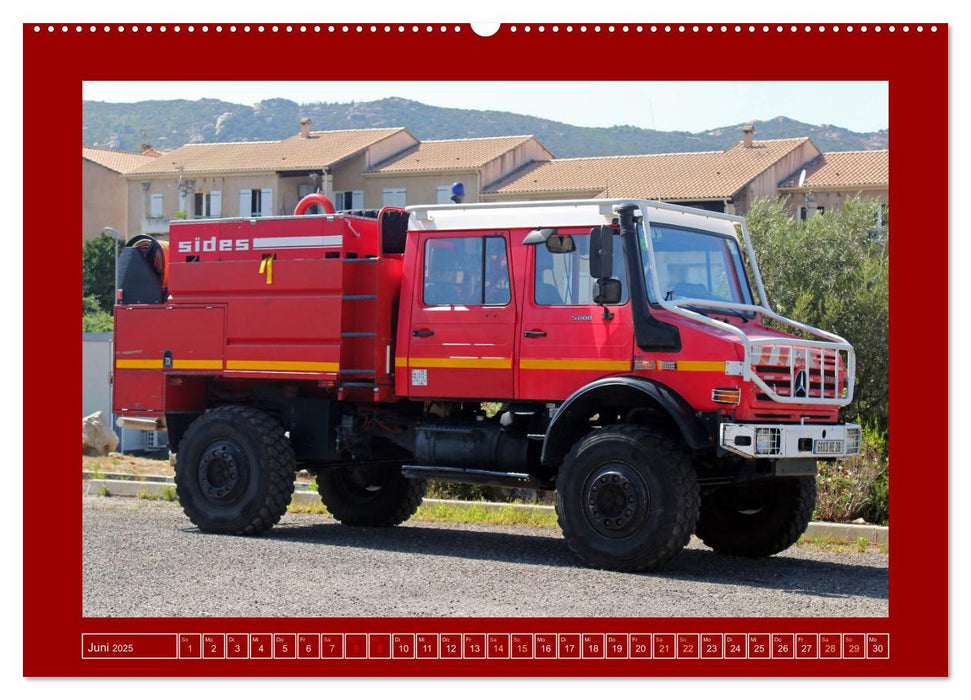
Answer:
[541,376,717,467]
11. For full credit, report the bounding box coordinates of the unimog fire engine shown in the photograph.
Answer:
[112,193,859,572]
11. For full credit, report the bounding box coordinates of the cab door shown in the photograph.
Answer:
[404,232,516,400]
[516,228,633,401]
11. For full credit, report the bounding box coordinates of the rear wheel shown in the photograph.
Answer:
[317,465,426,526]
[555,425,699,572]
[175,406,296,535]
[695,476,816,557]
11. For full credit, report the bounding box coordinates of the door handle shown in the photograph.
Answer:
[523,330,547,338]
[412,329,435,337]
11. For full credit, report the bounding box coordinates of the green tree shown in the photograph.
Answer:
[745,196,889,432]
[82,295,113,333]
[82,233,117,313]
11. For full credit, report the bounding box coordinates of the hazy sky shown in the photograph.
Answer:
[82,80,888,134]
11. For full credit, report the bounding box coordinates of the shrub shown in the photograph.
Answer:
[83,295,113,332]
[82,233,117,314]
[745,197,889,433]
[814,426,888,525]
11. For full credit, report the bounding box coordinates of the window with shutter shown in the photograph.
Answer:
[382,188,406,207]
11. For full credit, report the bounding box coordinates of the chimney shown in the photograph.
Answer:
[742,124,755,148]
[299,117,312,139]
[139,143,153,153]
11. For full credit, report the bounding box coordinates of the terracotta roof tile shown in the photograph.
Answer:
[82,147,163,174]
[368,135,541,173]
[125,128,410,176]
[486,138,811,200]
[778,150,888,189]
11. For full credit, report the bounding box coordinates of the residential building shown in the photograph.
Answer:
[122,122,419,238]
[82,146,163,240]
[482,127,823,215]
[365,135,553,205]
[777,150,889,219]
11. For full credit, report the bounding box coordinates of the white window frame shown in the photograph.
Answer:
[334,189,364,210]
[150,193,163,218]
[193,190,222,218]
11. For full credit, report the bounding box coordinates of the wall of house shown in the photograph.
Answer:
[331,152,371,205]
[363,170,481,207]
[781,188,889,219]
[127,173,286,238]
[733,141,822,213]
[331,154,463,209]
[365,131,420,168]
[83,161,129,240]
[480,141,553,189]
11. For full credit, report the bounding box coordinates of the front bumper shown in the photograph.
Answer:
[720,422,862,459]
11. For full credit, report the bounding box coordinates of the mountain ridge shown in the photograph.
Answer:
[83,96,889,157]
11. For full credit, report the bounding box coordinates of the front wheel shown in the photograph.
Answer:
[317,465,426,527]
[695,476,816,557]
[174,406,296,535]
[555,425,699,572]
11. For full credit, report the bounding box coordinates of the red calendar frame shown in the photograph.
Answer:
[22,20,947,677]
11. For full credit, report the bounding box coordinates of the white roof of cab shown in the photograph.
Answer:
[406,199,742,239]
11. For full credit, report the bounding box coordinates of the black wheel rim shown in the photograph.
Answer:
[581,462,651,539]
[332,466,391,504]
[198,439,248,504]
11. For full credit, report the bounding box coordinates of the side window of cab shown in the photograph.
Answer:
[423,236,511,306]
[534,233,628,306]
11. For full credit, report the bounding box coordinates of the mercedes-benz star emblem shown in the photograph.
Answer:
[794,369,809,398]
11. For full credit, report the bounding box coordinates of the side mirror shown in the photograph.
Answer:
[545,233,576,254]
[590,225,614,279]
[523,228,575,253]
[594,278,622,305]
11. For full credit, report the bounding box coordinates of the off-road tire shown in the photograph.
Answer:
[175,405,296,535]
[317,466,426,527]
[555,425,699,572]
[695,476,816,557]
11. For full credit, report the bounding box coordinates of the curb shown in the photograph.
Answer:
[83,476,889,546]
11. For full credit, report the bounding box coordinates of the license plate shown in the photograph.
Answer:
[814,439,844,455]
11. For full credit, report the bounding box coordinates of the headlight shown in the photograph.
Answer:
[845,427,862,455]
[755,427,781,456]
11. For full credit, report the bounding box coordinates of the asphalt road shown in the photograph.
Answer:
[82,496,888,618]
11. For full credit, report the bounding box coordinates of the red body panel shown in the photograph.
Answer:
[114,210,839,423]
[113,214,400,416]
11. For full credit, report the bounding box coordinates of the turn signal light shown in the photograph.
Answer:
[711,388,742,405]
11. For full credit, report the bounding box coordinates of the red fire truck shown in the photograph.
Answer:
[113,194,859,571]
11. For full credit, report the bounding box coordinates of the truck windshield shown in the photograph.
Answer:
[639,222,754,306]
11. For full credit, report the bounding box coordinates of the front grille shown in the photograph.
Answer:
[751,345,849,404]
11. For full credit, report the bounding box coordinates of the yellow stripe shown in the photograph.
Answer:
[394,357,408,368]
[172,359,223,370]
[406,357,512,369]
[116,359,224,370]
[520,358,632,371]
[676,361,726,372]
[226,360,339,373]
[116,359,163,369]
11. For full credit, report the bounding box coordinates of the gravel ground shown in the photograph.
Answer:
[83,496,888,618]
